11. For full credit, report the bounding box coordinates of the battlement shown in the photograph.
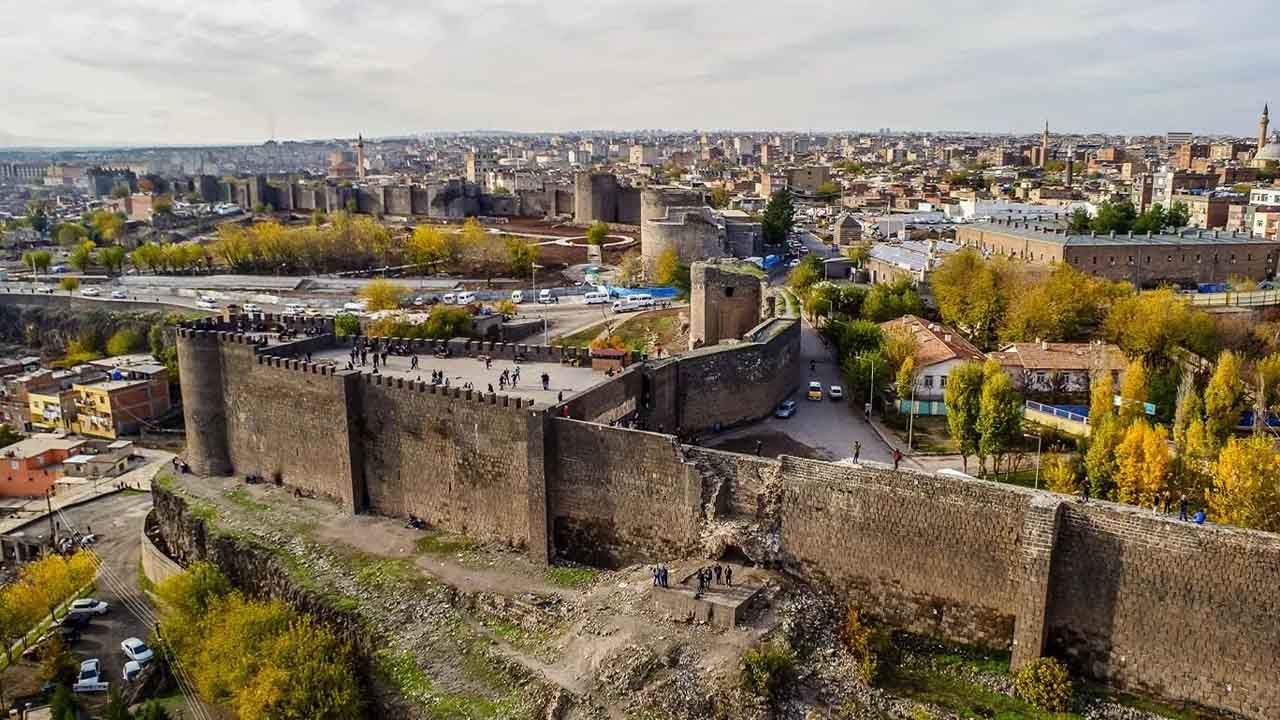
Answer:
[358,369,537,411]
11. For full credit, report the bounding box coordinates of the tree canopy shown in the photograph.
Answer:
[761,190,795,245]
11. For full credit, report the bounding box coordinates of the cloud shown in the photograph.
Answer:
[0,0,1273,145]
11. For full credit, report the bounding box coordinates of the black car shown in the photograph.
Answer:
[58,613,90,630]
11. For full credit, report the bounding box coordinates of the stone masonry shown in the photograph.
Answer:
[176,317,1280,720]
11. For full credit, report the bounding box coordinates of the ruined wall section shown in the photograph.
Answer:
[548,418,702,568]
[673,319,800,432]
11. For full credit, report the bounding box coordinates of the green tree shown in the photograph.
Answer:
[1166,201,1190,228]
[69,239,97,273]
[104,684,134,720]
[1089,199,1137,234]
[22,250,52,275]
[505,237,538,277]
[49,684,79,720]
[423,305,473,339]
[1085,415,1121,499]
[761,190,795,245]
[978,362,1022,476]
[133,702,172,720]
[107,327,146,356]
[1103,289,1215,366]
[895,356,917,400]
[56,223,88,246]
[1067,208,1091,234]
[25,200,49,235]
[149,323,166,357]
[860,280,923,322]
[334,314,361,337]
[785,255,823,296]
[815,180,841,199]
[944,361,985,473]
[59,277,81,293]
[930,249,1008,349]
[1204,350,1244,449]
[99,245,127,275]
[585,221,609,246]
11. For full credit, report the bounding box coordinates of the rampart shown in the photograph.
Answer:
[174,317,1280,719]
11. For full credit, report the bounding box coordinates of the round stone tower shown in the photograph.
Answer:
[176,329,232,476]
[640,186,718,275]
[573,171,618,224]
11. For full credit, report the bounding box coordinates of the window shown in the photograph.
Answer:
[1092,256,1097,265]
[1145,256,1151,264]
[1231,254,1236,263]
[1109,257,1116,266]
[1196,254,1201,263]
[724,287,734,297]
[940,376,947,388]
[1128,255,1134,265]
[923,376,934,388]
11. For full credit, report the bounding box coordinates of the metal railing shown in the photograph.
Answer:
[1025,400,1088,424]
[1185,289,1280,308]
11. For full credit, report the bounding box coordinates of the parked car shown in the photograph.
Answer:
[412,296,426,306]
[242,303,261,313]
[57,613,91,629]
[122,660,142,683]
[806,381,823,401]
[829,385,844,401]
[787,258,801,268]
[67,598,109,617]
[774,400,798,418]
[196,298,218,310]
[120,637,154,664]
[538,289,558,304]
[110,289,128,299]
[73,659,109,693]
[583,290,609,305]
[80,287,100,297]
[456,291,477,305]
[511,290,524,304]
[441,293,456,304]
[284,302,307,315]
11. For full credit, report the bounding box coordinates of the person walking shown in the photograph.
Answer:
[1179,494,1189,521]
[853,441,861,464]
[755,440,763,456]
[892,448,902,470]
[724,566,733,587]
[713,564,722,585]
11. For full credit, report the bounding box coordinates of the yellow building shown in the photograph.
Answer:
[71,375,169,440]
[27,389,77,433]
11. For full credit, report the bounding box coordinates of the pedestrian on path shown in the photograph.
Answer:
[853,441,861,464]
[892,448,902,471]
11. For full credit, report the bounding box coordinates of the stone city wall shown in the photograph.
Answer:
[175,318,1280,719]
[670,318,800,432]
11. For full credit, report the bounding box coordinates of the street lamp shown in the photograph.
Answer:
[1023,432,1043,489]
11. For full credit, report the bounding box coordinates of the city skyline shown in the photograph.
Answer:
[1,0,1277,147]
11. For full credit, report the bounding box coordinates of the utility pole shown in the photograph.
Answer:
[46,491,56,546]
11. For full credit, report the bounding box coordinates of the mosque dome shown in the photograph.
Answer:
[1258,140,1280,162]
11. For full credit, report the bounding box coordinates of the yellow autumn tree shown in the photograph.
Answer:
[357,279,409,311]
[1117,359,1148,426]
[1089,371,1114,426]
[1043,455,1080,494]
[1114,420,1170,507]
[1209,435,1280,531]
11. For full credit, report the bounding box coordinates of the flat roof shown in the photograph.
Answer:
[1,435,85,458]
[969,221,1280,248]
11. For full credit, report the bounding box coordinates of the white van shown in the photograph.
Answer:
[284,302,306,316]
[457,291,477,305]
[342,301,366,313]
[442,293,456,304]
[538,289,557,304]
[611,294,654,313]
[583,290,609,305]
[511,290,524,304]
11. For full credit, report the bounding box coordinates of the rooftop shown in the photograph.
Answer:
[1,434,85,459]
[970,219,1280,247]
[989,342,1127,372]
[879,315,983,368]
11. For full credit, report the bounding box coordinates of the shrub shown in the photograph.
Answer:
[59,277,81,292]
[741,641,795,699]
[839,607,894,684]
[106,327,145,356]
[1014,656,1073,712]
[334,313,361,337]
[589,334,625,351]
[496,299,517,317]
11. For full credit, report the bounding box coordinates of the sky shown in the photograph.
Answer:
[0,0,1276,146]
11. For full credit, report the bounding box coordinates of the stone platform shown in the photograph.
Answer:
[649,563,766,628]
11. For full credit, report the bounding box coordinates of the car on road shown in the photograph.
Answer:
[73,659,109,693]
[242,303,261,314]
[121,637,154,664]
[538,289,558,304]
[37,286,55,294]
[412,296,427,306]
[110,289,128,299]
[196,298,218,310]
[441,293,456,304]
[80,287,100,297]
[774,400,798,418]
[806,381,823,401]
[787,258,801,268]
[583,290,609,305]
[511,290,524,304]
[284,302,307,315]
[67,598,109,617]
[829,385,844,401]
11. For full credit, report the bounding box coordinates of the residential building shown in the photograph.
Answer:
[28,389,77,433]
[1171,193,1236,229]
[1249,188,1280,206]
[879,315,984,415]
[866,239,960,286]
[72,357,171,439]
[987,341,1127,395]
[831,213,863,246]
[0,435,86,497]
[0,370,59,431]
[629,145,658,166]
[1251,207,1280,240]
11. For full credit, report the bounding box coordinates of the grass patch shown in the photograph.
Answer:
[882,664,1075,720]
[612,312,681,353]
[375,648,521,720]
[188,500,218,525]
[224,487,270,513]
[340,549,432,593]
[153,471,176,491]
[550,321,606,348]
[415,530,476,555]
[544,564,599,589]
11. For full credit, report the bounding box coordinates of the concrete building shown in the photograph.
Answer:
[28,388,77,433]
[866,239,960,286]
[465,150,498,187]
[879,315,984,415]
[761,166,831,198]
[0,435,86,498]
[629,145,658,166]
[1171,193,1237,229]
[832,213,864,246]
[689,262,764,350]
[956,218,1280,285]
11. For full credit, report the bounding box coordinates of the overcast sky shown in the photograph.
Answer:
[1,0,1275,146]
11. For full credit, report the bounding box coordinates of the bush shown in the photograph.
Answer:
[740,641,795,698]
[59,277,80,292]
[1014,657,1073,712]
[334,313,361,337]
[106,327,145,356]
[840,607,895,684]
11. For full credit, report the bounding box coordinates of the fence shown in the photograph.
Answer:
[1185,289,1280,308]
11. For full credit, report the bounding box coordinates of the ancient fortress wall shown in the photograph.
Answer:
[175,320,1280,719]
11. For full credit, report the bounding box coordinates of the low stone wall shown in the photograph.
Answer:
[140,523,184,587]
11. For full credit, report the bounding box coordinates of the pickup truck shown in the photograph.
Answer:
[73,658,109,693]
